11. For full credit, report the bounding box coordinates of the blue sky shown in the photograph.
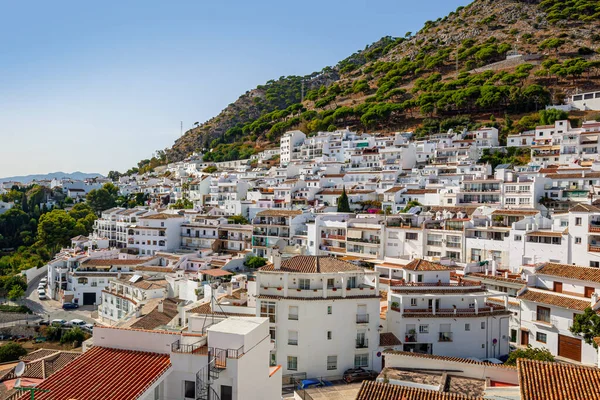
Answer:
[0,0,469,177]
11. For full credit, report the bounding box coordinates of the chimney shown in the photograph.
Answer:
[491,260,497,276]
[592,292,599,307]
[271,247,282,270]
[158,301,164,313]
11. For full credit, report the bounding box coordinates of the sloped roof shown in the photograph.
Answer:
[403,258,453,272]
[356,380,481,400]
[256,209,302,217]
[379,332,402,347]
[259,256,362,274]
[518,359,600,400]
[569,203,600,213]
[536,262,600,284]
[130,298,182,330]
[16,346,171,400]
[517,288,592,311]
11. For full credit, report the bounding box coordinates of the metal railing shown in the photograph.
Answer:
[356,314,369,324]
[438,332,453,342]
[355,338,368,348]
[288,314,299,321]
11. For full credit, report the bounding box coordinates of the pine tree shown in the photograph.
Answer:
[337,186,351,212]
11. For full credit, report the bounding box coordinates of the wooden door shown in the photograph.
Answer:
[553,282,563,293]
[585,286,595,298]
[558,334,581,362]
[521,330,529,346]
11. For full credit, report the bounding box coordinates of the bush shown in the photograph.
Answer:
[0,304,32,314]
[505,345,554,366]
[0,343,27,363]
[245,255,267,269]
[60,327,86,346]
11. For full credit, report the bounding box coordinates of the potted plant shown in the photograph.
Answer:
[277,287,282,291]
[391,301,399,309]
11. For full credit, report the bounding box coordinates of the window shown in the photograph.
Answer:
[575,237,582,244]
[514,235,522,241]
[184,380,195,398]
[419,324,429,334]
[510,329,517,342]
[465,323,471,331]
[536,332,547,343]
[327,331,332,340]
[354,354,369,368]
[288,330,298,346]
[287,356,298,371]
[327,355,337,370]
[536,306,551,323]
[220,385,232,400]
[154,386,160,400]
[481,322,485,329]
[327,305,332,315]
[576,217,582,226]
[410,298,417,306]
[417,275,423,283]
[505,198,516,205]
[260,301,276,323]
[406,232,418,240]
[269,327,276,342]
[299,278,310,290]
[591,261,600,268]
[288,306,298,320]
[327,279,334,288]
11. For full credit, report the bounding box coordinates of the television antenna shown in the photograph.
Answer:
[14,361,50,399]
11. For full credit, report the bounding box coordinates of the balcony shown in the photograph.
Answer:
[288,339,298,346]
[288,314,298,321]
[347,237,381,245]
[589,245,600,253]
[356,314,369,324]
[438,332,453,342]
[590,223,600,233]
[355,338,369,349]
[321,233,346,241]
[404,333,418,343]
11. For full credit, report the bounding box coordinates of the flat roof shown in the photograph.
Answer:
[207,317,266,335]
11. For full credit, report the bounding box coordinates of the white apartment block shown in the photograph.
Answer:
[255,253,381,378]
[130,213,185,255]
[383,258,511,359]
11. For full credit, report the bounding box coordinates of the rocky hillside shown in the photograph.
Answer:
[155,0,600,166]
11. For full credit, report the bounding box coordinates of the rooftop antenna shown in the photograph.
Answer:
[180,121,183,137]
[14,361,49,399]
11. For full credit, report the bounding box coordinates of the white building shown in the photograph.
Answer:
[518,262,600,366]
[384,258,511,359]
[255,254,381,378]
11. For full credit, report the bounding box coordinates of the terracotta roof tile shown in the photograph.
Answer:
[491,209,539,216]
[536,262,600,284]
[379,332,402,347]
[403,259,454,272]
[259,255,363,274]
[17,346,171,400]
[82,258,153,267]
[569,203,600,213]
[383,350,516,370]
[518,359,600,400]
[403,189,437,195]
[517,288,592,311]
[356,380,481,400]
[256,209,302,217]
[130,298,182,330]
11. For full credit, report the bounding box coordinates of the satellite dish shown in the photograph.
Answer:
[14,378,21,389]
[15,361,25,377]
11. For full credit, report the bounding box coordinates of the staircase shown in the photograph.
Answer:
[196,348,227,400]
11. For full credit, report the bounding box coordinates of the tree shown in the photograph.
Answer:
[170,198,193,209]
[337,187,352,212]
[60,327,86,346]
[86,188,116,214]
[539,109,568,125]
[7,285,24,302]
[37,209,77,249]
[228,215,249,225]
[203,166,218,173]
[505,345,554,366]
[0,343,27,363]
[245,255,267,269]
[570,307,600,348]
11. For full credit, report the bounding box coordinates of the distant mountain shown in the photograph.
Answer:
[0,171,105,184]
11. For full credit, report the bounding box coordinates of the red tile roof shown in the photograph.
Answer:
[518,359,600,400]
[536,262,600,284]
[356,380,481,400]
[379,332,402,347]
[259,255,362,273]
[383,350,516,369]
[517,288,592,311]
[403,258,453,272]
[16,346,171,400]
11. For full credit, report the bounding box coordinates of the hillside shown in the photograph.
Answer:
[150,0,600,168]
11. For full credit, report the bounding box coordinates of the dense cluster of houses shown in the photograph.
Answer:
[7,122,600,399]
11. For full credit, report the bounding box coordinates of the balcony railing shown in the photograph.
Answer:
[288,314,298,321]
[355,339,369,349]
[356,314,369,324]
[288,339,298,346]
[438,332,453,342]
[404,333,418,343]
[589,245,600,253]
[589,225,600,233]
[347,237,381,244]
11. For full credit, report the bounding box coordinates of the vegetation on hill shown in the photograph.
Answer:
[111,0,598,171]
